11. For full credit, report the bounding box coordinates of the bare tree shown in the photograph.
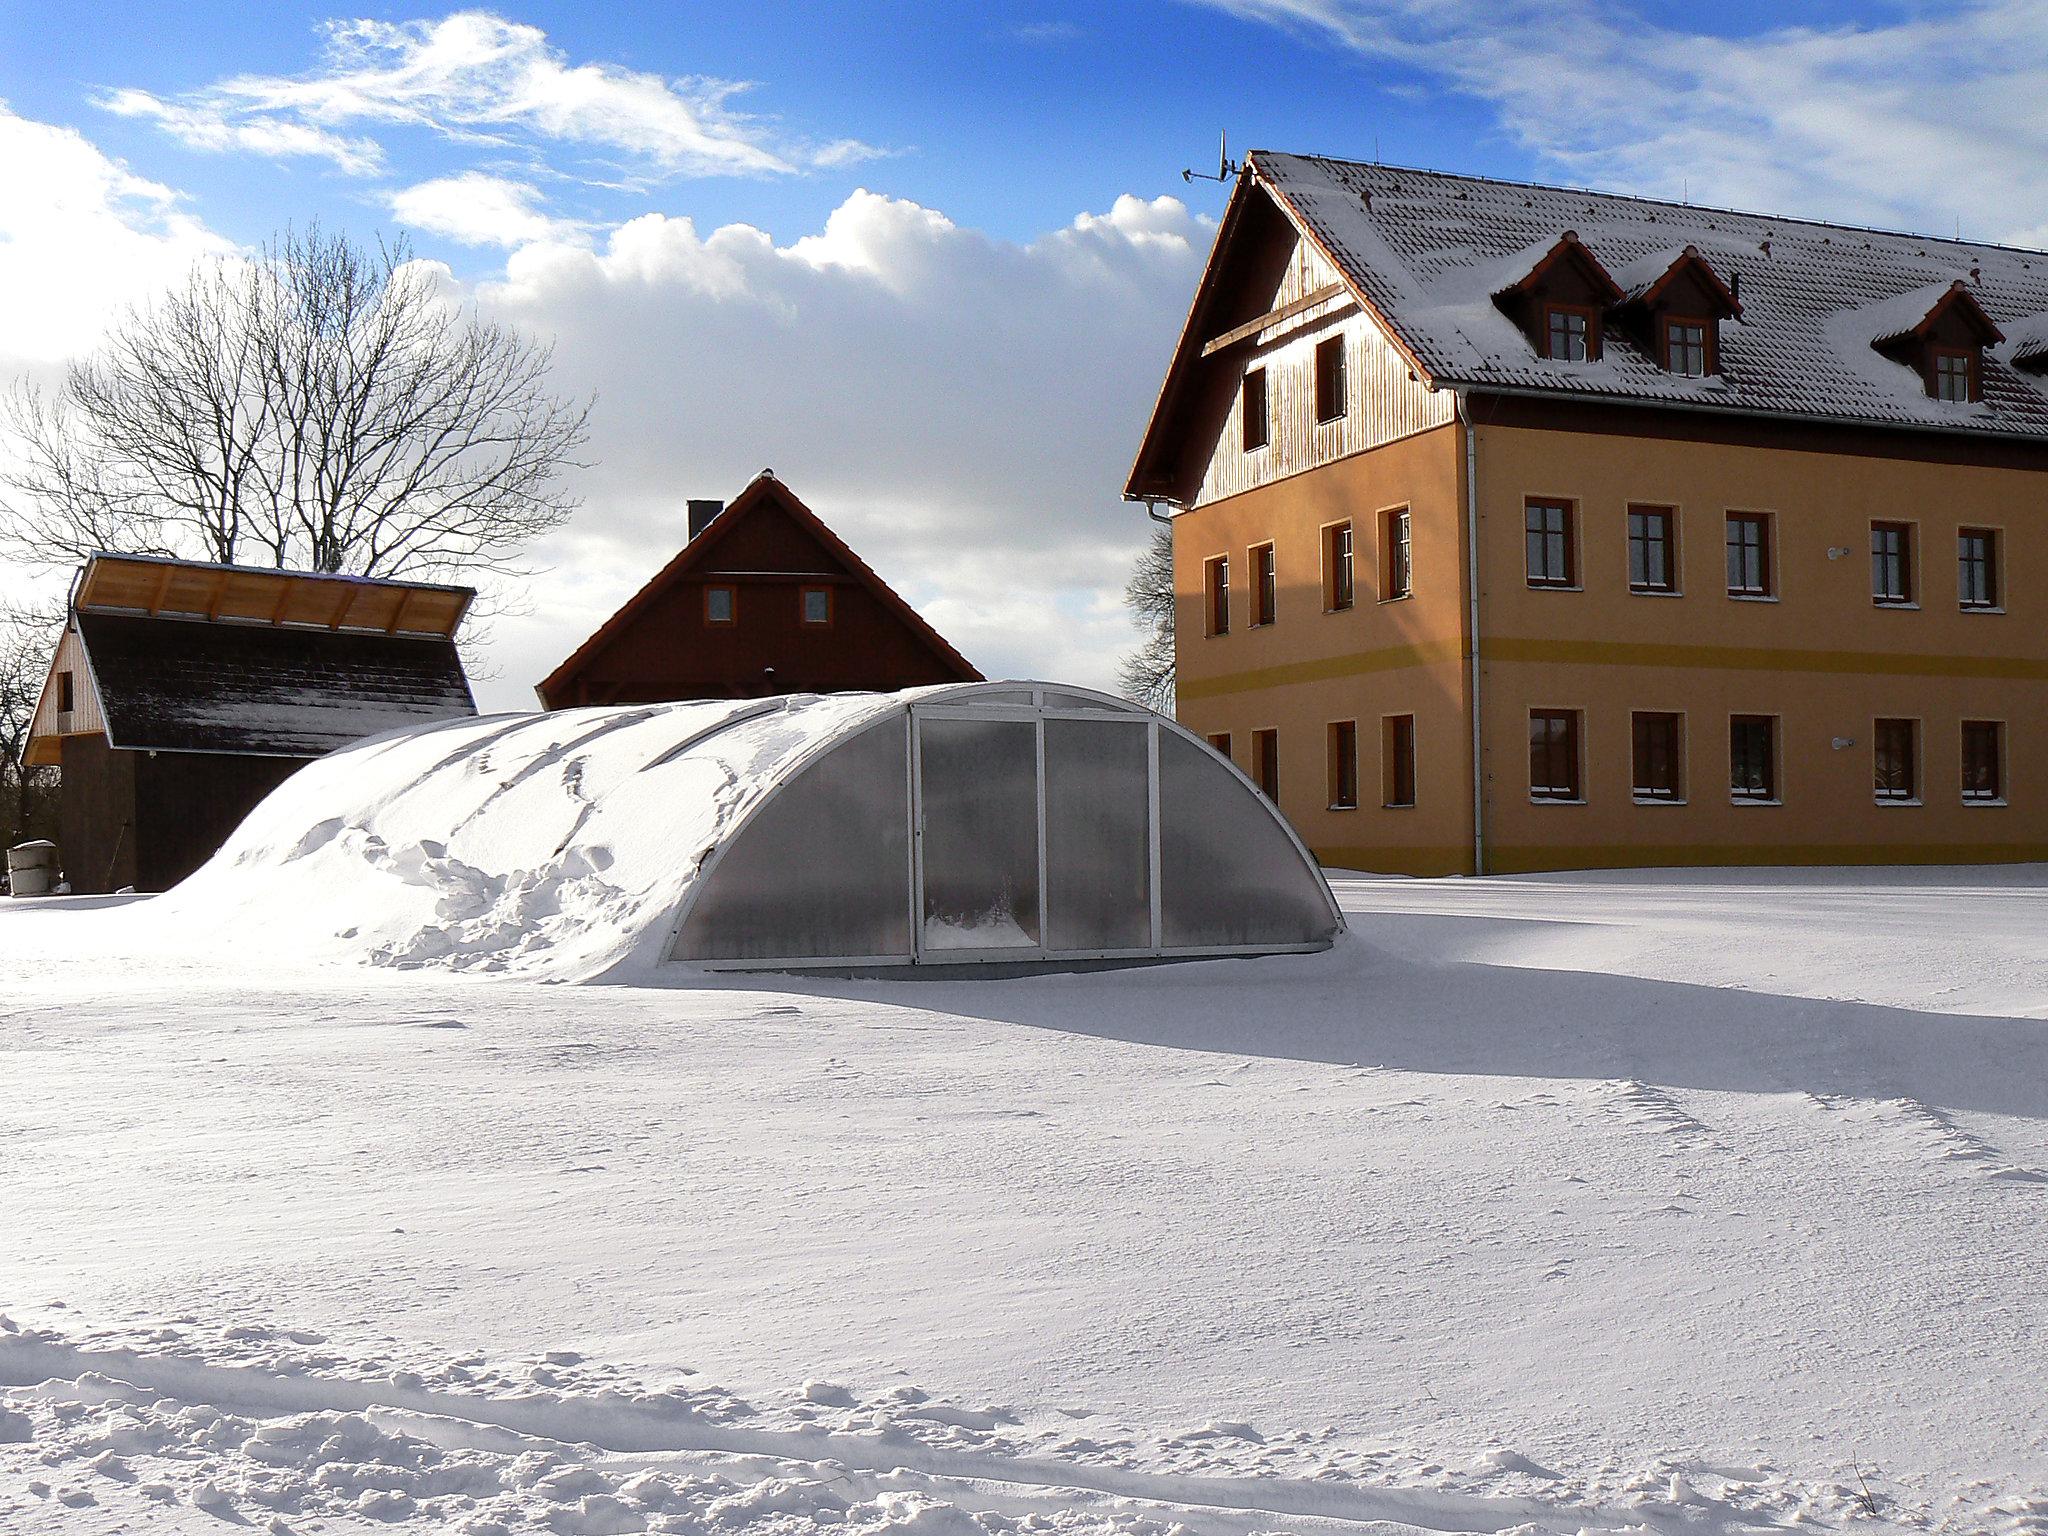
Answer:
[1,226,589,581]
[1116,524,1175,713]
[0,604,60,853]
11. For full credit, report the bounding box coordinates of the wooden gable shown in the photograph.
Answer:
[537,474,981,708]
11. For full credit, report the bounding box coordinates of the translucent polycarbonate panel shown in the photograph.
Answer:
[1040,689,1137,713]
[918,717,1041,950]
[1043,718,1151,951]
[940,688,1035,706]
[1158,731,1337,949]
[672,715,911,961]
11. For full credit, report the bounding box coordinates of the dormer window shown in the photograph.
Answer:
[1665,320,1708,377]
[1872,280,2001,403]
[1495,232,1621,364]
[1546,307,1592,361]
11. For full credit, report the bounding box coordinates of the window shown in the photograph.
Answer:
[1525,499,1575,588]
[1251,543,1277,626]
[1241,367,1269,451]
[1959,528,2000,610]
[704,586,736,625]
[1872,521,1914,605]
[1324,522,1354,611]
[1628,505,1678,594]
[1874,718,1918,802]
[1726,512,1772,597]
[1383,715,1416,808]
[1381,507,1413,600]
[1252,728,1279,801]
[1328,721,1359,810]
[1314,336,1346,423]
[1205,556,1230,636]
[1208,732,1233,760]
[1962,721,2003,803]
[1529,710,1581,801]
[1631,712,1684,801]
[1665,319,1708,377]
[1932,348,1975,402]
[1545,306,1591,361]
[56,670,74,714]
[800,586,832,626]
[1730,715,1777,802]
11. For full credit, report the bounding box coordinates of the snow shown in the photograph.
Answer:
[4,865,2048,1534]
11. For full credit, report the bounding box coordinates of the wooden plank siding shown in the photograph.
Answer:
[24,627,105,766]
[1194,236,1453,508]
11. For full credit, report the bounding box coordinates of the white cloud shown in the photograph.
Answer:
[0,105,232,364]
[111,11,886,183]
[97,87,385,175]
[1196,0,2048,245]
[388,172,582,247]
[456,189,1213,706]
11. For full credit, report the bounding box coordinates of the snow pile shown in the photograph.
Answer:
[153,695,901,982]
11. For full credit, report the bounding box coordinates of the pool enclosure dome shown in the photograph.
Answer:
[179,681,1343,979]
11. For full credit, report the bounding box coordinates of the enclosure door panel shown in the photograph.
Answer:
[1043,718,1151,951]
[917,717,1042,950]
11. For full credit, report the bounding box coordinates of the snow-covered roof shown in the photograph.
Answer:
[1254,153,2048,438]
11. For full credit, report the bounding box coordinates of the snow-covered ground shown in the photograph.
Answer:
[4,867,2047,1535]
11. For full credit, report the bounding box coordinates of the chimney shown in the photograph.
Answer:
[687,499,724,541]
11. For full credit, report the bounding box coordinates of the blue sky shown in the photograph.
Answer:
[2,2,2045,704]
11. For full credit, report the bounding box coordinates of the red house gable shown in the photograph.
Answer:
[538,473,981,708]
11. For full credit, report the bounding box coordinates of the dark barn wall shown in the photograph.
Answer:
[58,734,139,895]
[133,750,306,893]
[57,738,306,894]
[552,499,976,706]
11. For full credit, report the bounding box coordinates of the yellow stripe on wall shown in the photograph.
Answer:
[1178,637,1465,700]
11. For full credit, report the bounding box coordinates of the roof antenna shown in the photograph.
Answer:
[1182,129,1241,184]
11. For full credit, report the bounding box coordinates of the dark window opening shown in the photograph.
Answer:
[1962,721,2003,803]
[1730,715,1776,801]
[1726,513,1771,597]
[1526,500,1575,587]
[1632,712,1683,800]
[1959,528,1999,609]
[1529,710,1581,801]
[1328,721,1358,810]
[1252,728,1279,802]
[1874,717,1918,801]
[704,586,736,625]
[800,587,832,626]
[1325,522,1354,611]
[1932,348,1976,403]
[1628,506,1678,594]
[1382,507,1413,599]
[1665,319,1708,377]
[1545,307,1591,361]
[1205,556,1229,636]
[1383,715,1416,808]
[1241,367,1269,451]
[1872,522,1914,605]
[1314,336,1347,423]
[1207,732,1232,760]
[1251,543,1277,626]
[56,669,74,714]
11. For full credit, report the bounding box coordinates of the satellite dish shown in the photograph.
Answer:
[1182,130,1241,185]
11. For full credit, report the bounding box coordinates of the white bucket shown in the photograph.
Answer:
[6,840,59,898]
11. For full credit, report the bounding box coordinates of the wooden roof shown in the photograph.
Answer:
[75,554,474,638]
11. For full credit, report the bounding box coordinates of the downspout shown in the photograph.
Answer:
[1456,390,1485,877]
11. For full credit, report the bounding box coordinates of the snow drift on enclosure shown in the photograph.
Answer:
[157,693,900,981]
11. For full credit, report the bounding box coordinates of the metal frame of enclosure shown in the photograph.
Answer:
[663,681,1344,972]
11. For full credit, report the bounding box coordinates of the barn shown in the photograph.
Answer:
[23,554,478,894]
[537,471,981,707]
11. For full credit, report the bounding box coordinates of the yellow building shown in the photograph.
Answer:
[1126,154,2048,875]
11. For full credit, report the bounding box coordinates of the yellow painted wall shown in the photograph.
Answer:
[1173,423,1474,874]
[1473,422,2048,868]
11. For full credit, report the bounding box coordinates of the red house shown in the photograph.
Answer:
[538,472,981,707]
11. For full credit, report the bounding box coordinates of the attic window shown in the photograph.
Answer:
[705,586,736,626]
[1665,320,1708,377]
[1545,306,1592,361]
[1871,281,2001,403]
[1933,348,1975,402]
[1241,367,1269,451]
[57,670,74,714]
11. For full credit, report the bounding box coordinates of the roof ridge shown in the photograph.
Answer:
[1254,151,2048,266]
